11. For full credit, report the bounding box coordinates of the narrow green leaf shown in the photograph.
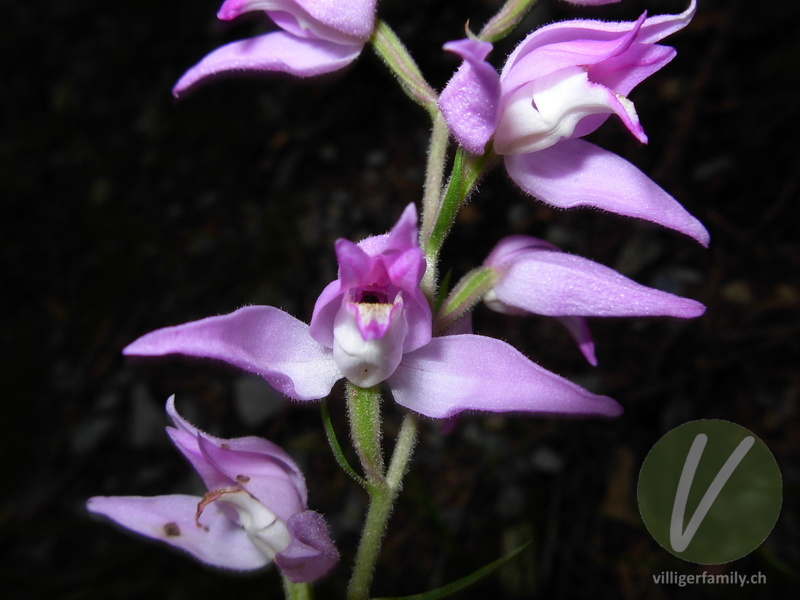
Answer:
[320,398,368,488]
[373,541,532,600]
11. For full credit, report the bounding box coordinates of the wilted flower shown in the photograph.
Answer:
[439,1,708,245]
[174,0,377,96]
[482,235,705,365]
[87,396,338,583]
[124,205,622,419]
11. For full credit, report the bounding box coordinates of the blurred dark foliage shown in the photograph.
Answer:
[2,0,798,598]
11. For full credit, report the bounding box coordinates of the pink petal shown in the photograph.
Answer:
[334,238,375,288]
[439,39,501,155]
[218,0,376,40]
[500,13,647,92]
[586,42,676,98]
[165,397,307,502]
[637,0,697,45]
[309,279,343,348]
[504,139,709,246]
[276,511,340,583]
[87,495,268,570]
[357,203,420,256]
[485,235,558,264]
[500,0,695,93]
[197,435,306,521]
[557,316,598,366]
[124,306,341,401]
[173,32,362,97]
[569,43,675,139]
[491,248,706,318]
[388,335,622,419]
[166,396,301,474]
[290,0,377,38]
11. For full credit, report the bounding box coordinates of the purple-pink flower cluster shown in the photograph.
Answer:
[90,0,708,588]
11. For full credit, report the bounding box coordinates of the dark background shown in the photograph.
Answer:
[3,0,798,598]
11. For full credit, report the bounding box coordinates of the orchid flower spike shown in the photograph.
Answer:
[173,0,378,96]
[87,396,339,582]
[482,235,706,365]
[439,1,709,246]
[124,204,622,420]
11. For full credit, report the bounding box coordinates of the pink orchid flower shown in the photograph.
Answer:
[87,396,338,582]
[174,0,377,96]
[123,205,622,420]
[439,1,708,246]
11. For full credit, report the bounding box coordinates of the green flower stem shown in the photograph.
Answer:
[420,111,450,256]
[435,267,497,334]
[370,20,438,112]
[422,148,495,285]
[479,0,542,43]
[346,383,385,484]
[422,147,466,281]
[282,577,313,600]
[348,413,419,600]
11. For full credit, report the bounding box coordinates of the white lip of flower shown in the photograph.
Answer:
[332,290,407,388]
[197,487,292,560]
[494,66,639,155]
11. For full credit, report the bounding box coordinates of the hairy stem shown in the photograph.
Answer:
[282,577,313,600]
[347,414,418,600]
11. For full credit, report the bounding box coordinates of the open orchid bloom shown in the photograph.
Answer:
[124,205,621,420]
[87,397,338,582]
[482,235,706,365]
[439,1,708,246]
[173,0,377,96]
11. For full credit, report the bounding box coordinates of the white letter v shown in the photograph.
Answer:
[670,433,754,552]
